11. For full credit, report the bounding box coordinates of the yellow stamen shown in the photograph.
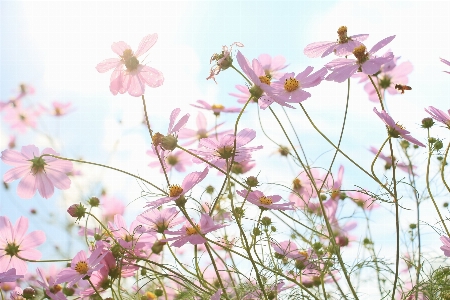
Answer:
[258,75,271,85]
[211,104,225,110]
[293,178,302,190]
[74,261,89,274]
[186,224,201,235]
[259,196,273,205]
[284,77,299,92]
[169,185,183,197]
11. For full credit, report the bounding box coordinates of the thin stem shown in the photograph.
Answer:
[16,255,71,263]
[87,277,103,300]
[205,243,229,299]
[40,154,167,195]
[442,142,450,193]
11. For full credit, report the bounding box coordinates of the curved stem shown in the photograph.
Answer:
[16,255,71,263]
[87,277,103,299]
[441,142,450,193]
[40,153,167,195]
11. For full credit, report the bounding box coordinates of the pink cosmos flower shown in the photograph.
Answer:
[178,112,231,147]
[207,42,244,82]
[211,289,222,300]
[346,190,380,210]
[162,213,227,247]
[242,281,288,300]
[270,67,327,108]
[108,214,156,252]
[0,269,23,283]
[55,247,106,287]
[369,146,415,174]
[257,53,288,79]
[236,51,278,109]
[354,56,413,102]
[1,145,73,199]
[101,195,125,220]
[441,57,450,74]
[147,148,192,173]
[153,108,190,151]
[425,106,450,128]
[440,235,450,257]
[15,84,35,101]
[329,165,344,200]
[0,216,46,275]
[8,136,16,149]
[96,33,164,97]
[191,100,241,116]
[137,207,184,233]
[45,101,74,117]
[271,240,313,262]
[237,190,294,211]
[373,108,425,147]
[230,160,255,175]
[304,26,369,58]
[36,268,66,300]
[145,167,208,209]
[289,169,332,208]
[326,36,395,83]
[2,103,39,133]
[192,128,262,170]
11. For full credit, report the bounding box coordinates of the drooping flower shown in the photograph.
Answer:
[0,216,46,275]
[207,42,244,82]
[2,103,39,133]
[440,57,450,74]
[192,128,262,170]
[1,145,73,199]
[0,269,23,283]
[145,167,208,209]
[354,56,413,102]
[162,213,227,247]
[55,247,107,287]
[45,101,74,117]
[270,67,327,108]
[369,146,415,174]
[36,268,66,300]
[137,207,184,233]
[325,36,395,83]
[96,33,164,97]
[425,106,450,129]
[152,108,190,151]
[236,190,294,211]
[178,112,231,147]
[304,26,369,58]
[191,100,241,116]
[373,108,425,147]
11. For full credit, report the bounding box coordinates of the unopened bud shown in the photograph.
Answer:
[435,140,443,150]
[261,216,272,226]
[409,223,417,229]
[151,241,166,255]
[205,185,215,194]
[88,196,100,207]
[155,289,163,297]
[253,227,261,236]
[67,203,86,221]
[421,117,435,128]
[400,140,410,149]
[246,176,259,187]
[161,135,178,151]
[22,287,36,299]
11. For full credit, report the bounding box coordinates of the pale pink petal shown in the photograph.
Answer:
[171,113,190,134]
[1,149,29,166]
[111,41,131,56]
[96,58,122,73]
[168,108,181,134]
[12,217,28,243]
[17,173,38,199]
[196,112,207,130]
[134,33,158,57]
[181,167,208,192]
[19,231,46,251]
[235,129,256,147]
[3,165,31,183]
[109,65,125,95]
[36,173,55,199]
[127,74,145,97]
[304,41,336,58]
[326,64,359,83]
[45,170,71,190]
[21,145,40,160]
[138,65,164,88]
[369,35,395,54]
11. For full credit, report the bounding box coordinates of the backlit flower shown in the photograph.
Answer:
[162,213,227,247]
[191,100,241,116]
[257,53,288,79]
[304,26,369,58]
[425,106,450,129]
[369,146,414,173]
[237,190,294,211]
[178,112,231,147]
[441,57,450,74]
[1,145,73,199]
[326,36,395,83]
[36,268,66,300]
[0,216,46,275]
[137,207,184,233]
[96,33,164,97]
[373,108,425,147]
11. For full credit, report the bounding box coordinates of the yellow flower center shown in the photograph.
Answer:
[74,261,89,274]
[258,75,271,85]
[211,104,225,110]
[166,155,178,166]
[169,185,183,197]
[298,250,309,259]
[144,292,157,299]
[121,49,139,71]
[284,77,299,92]
[50,285,62,294]
[259,196,273,205]
[352,45,369,64]
[185,224,201,235]
[293,178,302,190]
[337,26,348,43]
[54,107,62,116]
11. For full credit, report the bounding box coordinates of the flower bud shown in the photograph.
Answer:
[67,203,86,221]
[88,196,100,207]
[63,287,75,296]
[400,140,410,149]
[155,289,163,297]
[151,241,166,255]
[22,287,36,299]
[252,227,261,236]
[421,117,435,128]
[232,207,244,219]
[271,226,276,232]
[409,223,417,229]
[205,185,215,194]
[174,195,187,208]
[261,216,272,226]
[428,137,437,144]
[246,176,259,187]
[444,202,448,208]
[161,135,178,151]
[152,132,164,147]
[435,140,444,150]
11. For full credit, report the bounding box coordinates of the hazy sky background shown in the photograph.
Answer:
[1,1,449,297]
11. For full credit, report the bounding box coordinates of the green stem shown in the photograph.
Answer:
[87,277,103,299]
